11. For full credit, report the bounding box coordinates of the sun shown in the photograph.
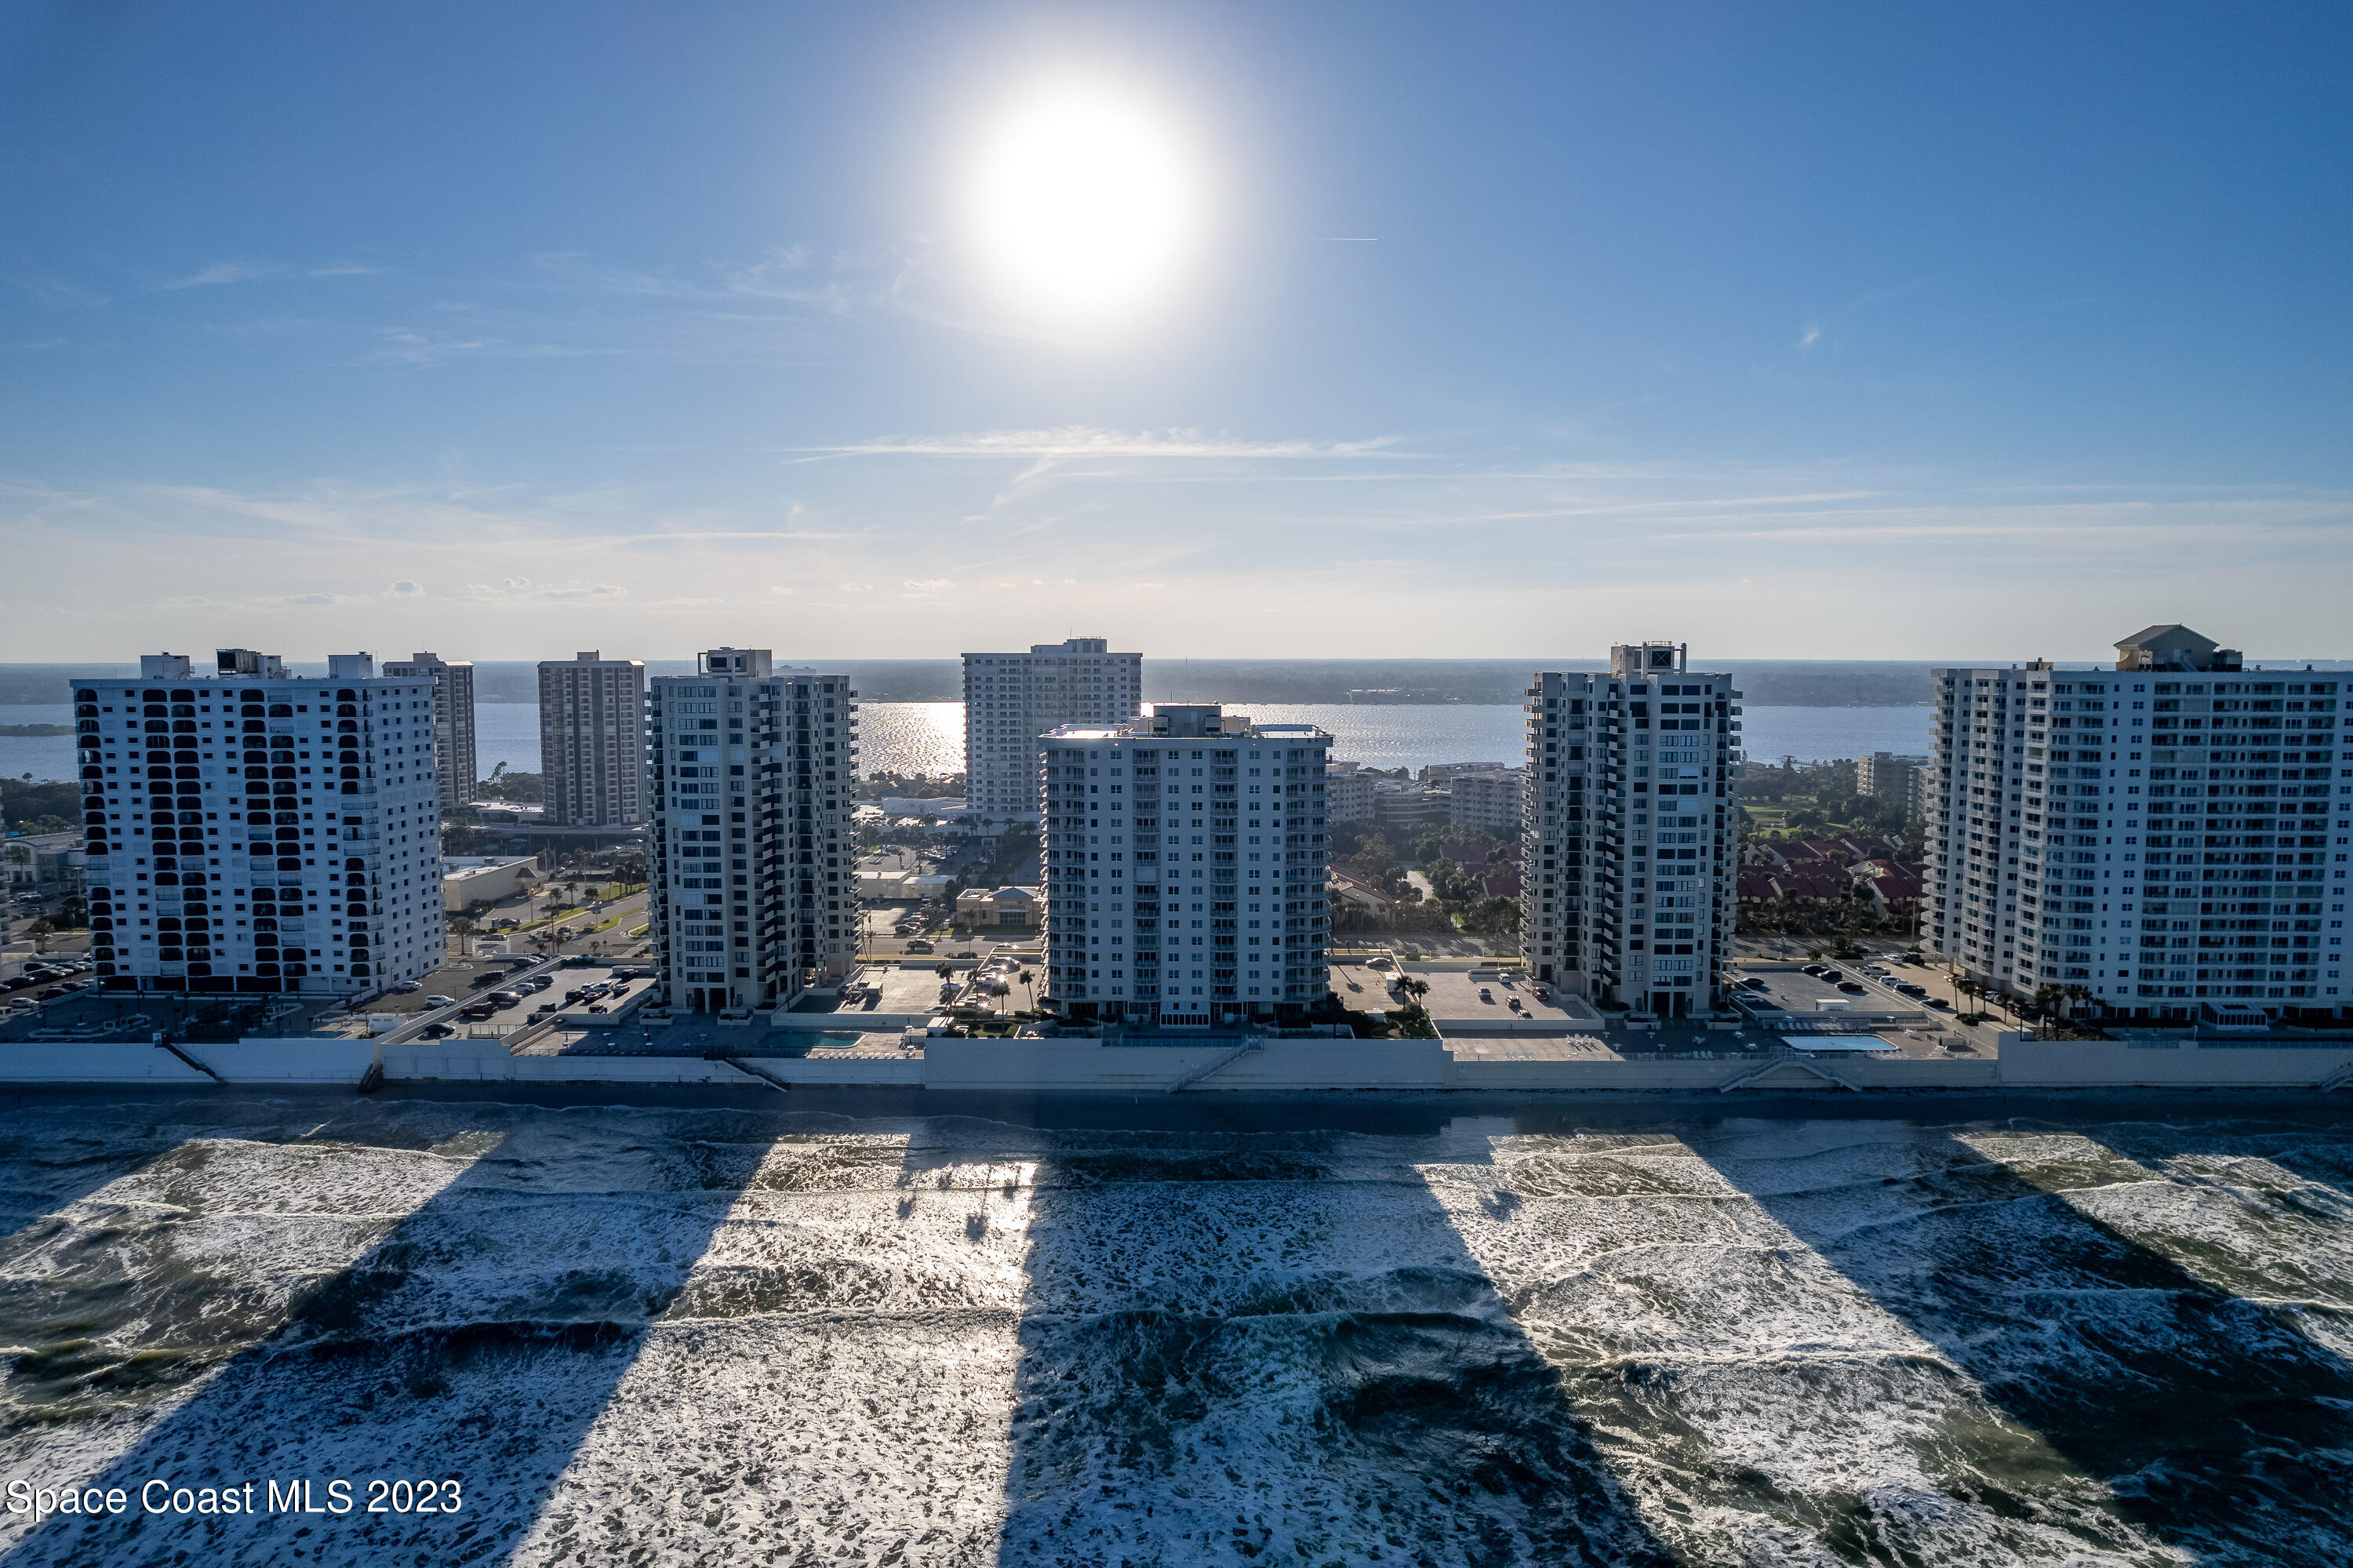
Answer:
[963,77,1208,326]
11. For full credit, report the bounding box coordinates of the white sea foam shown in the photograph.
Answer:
[0,1103,2347,1566]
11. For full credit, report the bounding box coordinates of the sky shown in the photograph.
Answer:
[2,0,2349,663]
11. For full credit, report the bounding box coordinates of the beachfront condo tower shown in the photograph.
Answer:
[646,649,858,1013]
[1521,642,1743,1018]
[1924,624,2348,1021]
[1038,702,1332,1026]
[70,649,446,1000]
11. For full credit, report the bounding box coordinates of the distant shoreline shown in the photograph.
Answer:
[9,657,2344,710]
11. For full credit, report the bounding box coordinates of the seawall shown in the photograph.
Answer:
[1,1032,2350,1095]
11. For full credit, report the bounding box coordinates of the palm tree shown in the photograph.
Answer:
[2063,984,2094,1024]
[449,915,478,957]
[1016,968,1035,1013]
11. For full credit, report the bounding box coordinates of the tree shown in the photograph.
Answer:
[449,915,478,956]
[2062,984,2095,1020]
[1016,969,1035,1012]
[1955,975,1984,1016]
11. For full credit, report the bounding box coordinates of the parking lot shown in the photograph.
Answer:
[1731,962,1996,1055]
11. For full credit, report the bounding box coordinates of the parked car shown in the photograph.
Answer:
[57,980,92,992]
[1801,964,1827,977]
[391,980,422,993]
[904,940,934,955]
[1836,981,1867,995]
[1894,982,1928,998]
[1818,969,1845,983]
[419,1023,456,1038]
[526,976,553,992]
[459,1003,496,1021]
[423,993,455,1006]
[1925,996,1953,1010]
[1740,977,1770,991]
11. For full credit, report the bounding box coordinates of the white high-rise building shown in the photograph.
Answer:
[1926,624,2348,1021]
[539,650,646,827]
[1326,761,1375,824]
[962,638,1141,827]
[71,649,444,999]
[1521,642,1742,1017]
[647,649,858,1014]
[383,651,477,807]
[1038,703,1332,1025]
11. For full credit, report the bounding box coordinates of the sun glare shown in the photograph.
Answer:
[964,78,1207,326]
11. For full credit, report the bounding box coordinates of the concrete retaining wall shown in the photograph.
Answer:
[0,1031,2341,1094]
[1999,1033,2353,1087]
[1447,1053,1999,1092]
[384,1041,747,1083]
[0,1042,214,1082]
[923,1037,1450,1092]
[187,1039,378,1082]
[758,1057,922,1086]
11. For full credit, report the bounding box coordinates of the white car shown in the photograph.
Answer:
[423,994,455,1006]
[391,980,423,993]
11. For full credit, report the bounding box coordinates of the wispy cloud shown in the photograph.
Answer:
[163,260,271,290]
[308,262,383,277]
[453,576,627,603]
[792,426,1406,461]
[1796,323,1820,350]
[14,272,107,309]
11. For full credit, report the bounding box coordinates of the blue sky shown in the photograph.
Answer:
[3,1,2348,661]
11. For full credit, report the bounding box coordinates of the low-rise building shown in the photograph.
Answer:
[956,885,1040,930]
[1446,767,1526,831]
[2,831,83,892]
[442,855,539,911]
[1857,751,1929,820]
[1373,784,1450,829]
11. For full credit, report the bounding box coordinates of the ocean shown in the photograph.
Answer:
[0,1093,2348,1566]
[1,702,1931,784]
